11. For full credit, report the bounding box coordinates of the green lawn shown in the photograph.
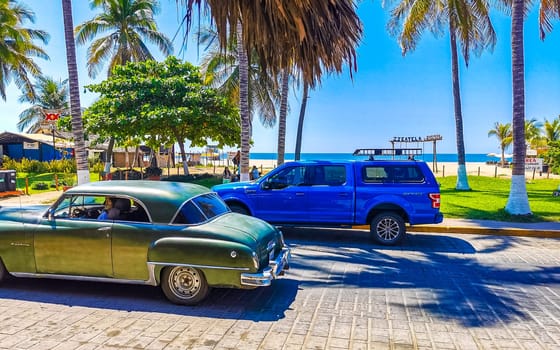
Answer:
[438,176,560,222]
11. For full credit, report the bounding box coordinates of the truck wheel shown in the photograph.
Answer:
[370,212,405,245]
[161,266,210,305]
[229,203,249,215]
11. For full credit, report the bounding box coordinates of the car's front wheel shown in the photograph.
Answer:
[370,212,406,245]
[161,266,209,305]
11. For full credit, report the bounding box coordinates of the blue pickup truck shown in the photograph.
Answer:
[212,160,443,245]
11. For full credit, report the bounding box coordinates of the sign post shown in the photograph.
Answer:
[41,109,61,160]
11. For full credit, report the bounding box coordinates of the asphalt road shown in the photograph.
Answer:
[0,228,558,349]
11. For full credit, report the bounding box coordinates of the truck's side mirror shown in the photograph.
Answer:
[46,208,55,221]
[262,182,272,190]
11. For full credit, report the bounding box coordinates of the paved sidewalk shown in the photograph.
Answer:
[1,190,559,238]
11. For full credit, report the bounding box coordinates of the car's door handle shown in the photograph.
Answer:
[97,227,111,231]
[296,192,305,196]
[338,193,350,197]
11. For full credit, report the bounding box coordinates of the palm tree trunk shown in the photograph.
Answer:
[178,141,190,175]
[62,0,89,185]
[505,0,531,215]
[295,82,309,161]
[449,28,470,191]
[237,22,250,181]
[103,137,115,176]
[277,69,289,165]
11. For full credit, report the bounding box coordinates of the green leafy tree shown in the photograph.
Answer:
[488,122,513,167]
[542,141,560,175]
[17,76,68,133]
[386,0,496,191]
[84,57,240,175]
[178,1,362,180]
[0,0,49,100]
[75,0,173,173]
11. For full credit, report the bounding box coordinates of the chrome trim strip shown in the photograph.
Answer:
[148,261,250,271]
[11,272,157,286]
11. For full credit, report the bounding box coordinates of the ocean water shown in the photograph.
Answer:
[249,153,494,163]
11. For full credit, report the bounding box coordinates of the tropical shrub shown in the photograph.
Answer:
[542,141,560,174]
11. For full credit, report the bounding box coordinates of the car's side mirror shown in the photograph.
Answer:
[262,182,272,190]
[47,208,55,221]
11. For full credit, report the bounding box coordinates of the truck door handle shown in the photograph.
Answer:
[338,193,349,197]
[296,192,305,196]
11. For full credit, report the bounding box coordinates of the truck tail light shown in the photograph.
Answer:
[429,193,440,209]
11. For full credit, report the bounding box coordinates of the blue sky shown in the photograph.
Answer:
[2,1,560,154]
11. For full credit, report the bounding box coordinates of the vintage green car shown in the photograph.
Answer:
[0,181,290,305]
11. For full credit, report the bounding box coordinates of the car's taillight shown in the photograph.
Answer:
[429,193,441,209]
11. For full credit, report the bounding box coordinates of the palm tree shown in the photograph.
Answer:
[0,0,49,100]
[488,122,513,167]
[543,117,560,142]
[277,70,289,165]
[62,0,89,184]
[294,82,309,161]
[17,76,69,133]
[386,0,496,191]
[199,27,280,171]
[524,118,543,149]
[75,0,172,78]
[75,0,172,174]
[178,1,362,181]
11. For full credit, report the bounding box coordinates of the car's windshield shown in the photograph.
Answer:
[173,193,230,225]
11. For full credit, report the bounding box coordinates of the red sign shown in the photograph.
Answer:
[44,113,60,121]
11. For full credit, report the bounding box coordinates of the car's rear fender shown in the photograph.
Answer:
[148,237,256,286]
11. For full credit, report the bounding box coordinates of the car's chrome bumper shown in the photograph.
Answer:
[240,247,291,287]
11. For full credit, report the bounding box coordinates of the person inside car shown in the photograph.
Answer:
[98,197,117,220]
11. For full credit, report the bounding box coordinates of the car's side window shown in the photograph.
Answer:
[363,165,425,183]
[53,195,106,219]
[390,166,425,183]
[174,194,230,225]
[363,166,389,183]
[174,200,207,224]
[308,165,346,186]
[265,166,306,189]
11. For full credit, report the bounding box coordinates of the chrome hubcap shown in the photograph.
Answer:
[169,267,201,299]
[376,218,399,241]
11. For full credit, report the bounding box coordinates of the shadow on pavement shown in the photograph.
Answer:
[282,226,478,254]
[0,276,299,321]
[283,227,558,328]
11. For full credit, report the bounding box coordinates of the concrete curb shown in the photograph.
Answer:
[353,224,560,238]
[406,224,560,238]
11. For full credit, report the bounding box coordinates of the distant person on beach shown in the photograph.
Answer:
[223,166,232,183]
[250,166,260,180]
[232,150,240,167]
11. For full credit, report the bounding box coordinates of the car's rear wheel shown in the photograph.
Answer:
[228,203,249,215]
[370,212,405,245]
[161,266,209,305]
